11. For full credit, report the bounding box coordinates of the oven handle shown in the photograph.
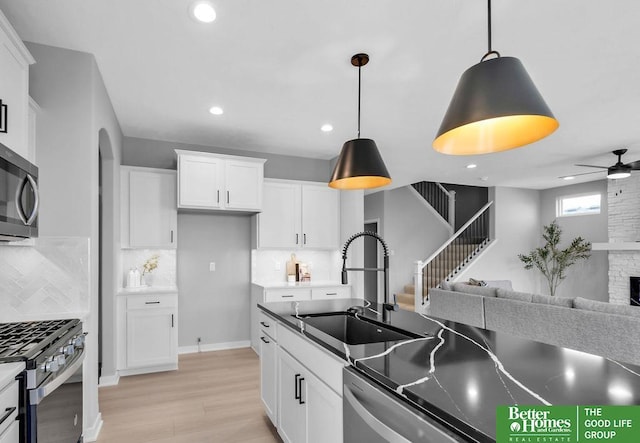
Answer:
[30,352,85,406]
[343,386,413,443]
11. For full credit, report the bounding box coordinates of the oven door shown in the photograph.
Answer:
[28,353,84,443]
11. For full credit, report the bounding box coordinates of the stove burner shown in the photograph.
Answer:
[0,319,80,362]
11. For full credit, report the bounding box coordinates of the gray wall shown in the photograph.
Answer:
[540,180,608,300]
[27,42,123,436]
[365,187,451,299]
[177,213,251,347]
[123,136,332,181]
[459,187,542,293]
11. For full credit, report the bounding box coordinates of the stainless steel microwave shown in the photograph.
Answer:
[0,142,39,241]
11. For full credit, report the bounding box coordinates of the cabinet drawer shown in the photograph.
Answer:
[0,380,18,437]
[311,287,350,300]
[127,295,178,309]
[258,311,277,341]
[264,288,311,302]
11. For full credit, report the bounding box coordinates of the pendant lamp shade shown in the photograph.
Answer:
[329,138,391,189]
[433,56,558,155]
[328,53,391,190]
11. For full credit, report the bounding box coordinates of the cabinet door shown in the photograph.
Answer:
[126,307,177,368]
[259,332,277,425]
[301,185,340,249]
[306,371,343,443]
[129,171,177,248]
[0,29,30,159]
[258,182,301,248]
[277,349,307,443]
[178,154,223,209]
[0,420,19,443]
[224,160,263,210]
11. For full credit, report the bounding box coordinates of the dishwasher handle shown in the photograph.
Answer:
[344,386,413,443]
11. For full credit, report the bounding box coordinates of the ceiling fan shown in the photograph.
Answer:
[561,149,640,180]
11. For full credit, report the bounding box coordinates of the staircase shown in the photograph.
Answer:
[398,201,493,312]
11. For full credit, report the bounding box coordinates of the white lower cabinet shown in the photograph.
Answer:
[0,421,18,443]
[259,322,277,424]
[260,313,344,443]
[117,293,178,375]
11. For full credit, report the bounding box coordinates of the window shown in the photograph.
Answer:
[556,193,601,217]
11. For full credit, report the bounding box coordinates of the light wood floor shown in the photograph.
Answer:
[97,348,281,443]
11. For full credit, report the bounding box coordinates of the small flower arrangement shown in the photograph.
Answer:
[142,254,160,275]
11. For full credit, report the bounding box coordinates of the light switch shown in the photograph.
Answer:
[209,262,216,272]
[275,261,281,271]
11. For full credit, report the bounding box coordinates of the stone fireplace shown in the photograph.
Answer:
[603,175,640,304]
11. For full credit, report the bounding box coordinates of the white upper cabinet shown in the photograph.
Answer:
[257,180,339,249]
[301,185,339,249]
[121,166,177,249]
[176,150,265,212]
[0,10,35,160]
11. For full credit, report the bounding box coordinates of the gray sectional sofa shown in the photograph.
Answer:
[429,282,640,366]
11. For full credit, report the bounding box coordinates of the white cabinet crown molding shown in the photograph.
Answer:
[174,148,266,164]
[0,10,35,65]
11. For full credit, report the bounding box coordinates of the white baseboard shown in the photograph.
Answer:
[118,364,178,377]
[178,340,251,355]
[98,374,120,387]
[83,412,103,442]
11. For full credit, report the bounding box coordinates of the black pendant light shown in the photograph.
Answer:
[329,53,391,190]
[433,0,559,155]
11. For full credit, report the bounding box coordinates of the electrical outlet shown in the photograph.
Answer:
[275,261,281,271]
[209,262,216,271]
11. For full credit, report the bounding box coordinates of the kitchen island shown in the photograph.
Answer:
[258,298,640,442]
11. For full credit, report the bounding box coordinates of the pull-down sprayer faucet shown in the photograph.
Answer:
[341,231,398,320]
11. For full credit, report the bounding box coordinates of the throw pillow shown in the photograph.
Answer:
[439,280,453,291]
[468,278,487,287]
[532,293,574,308]
[496,288,534,303]
[574,297,640,318]
[452,282,498,297]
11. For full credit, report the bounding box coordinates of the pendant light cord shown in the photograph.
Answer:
[357,62,361,139]
[481,0,500,61]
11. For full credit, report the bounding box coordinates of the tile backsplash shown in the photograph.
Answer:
[0,237,90,321]
[121,249,176,288]
[251,249,342,284]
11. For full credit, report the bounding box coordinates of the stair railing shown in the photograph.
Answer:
[413,201,493,309]
[411,182,456,228]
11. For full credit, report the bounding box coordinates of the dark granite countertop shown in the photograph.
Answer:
[258,298,640,442]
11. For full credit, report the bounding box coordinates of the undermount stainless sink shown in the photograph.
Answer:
[296,312,420,345]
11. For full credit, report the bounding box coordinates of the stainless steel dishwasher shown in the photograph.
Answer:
[343,367,467,442]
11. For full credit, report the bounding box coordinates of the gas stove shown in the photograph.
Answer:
[0,319,84,388]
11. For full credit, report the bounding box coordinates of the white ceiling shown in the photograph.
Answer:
[2,0,640,190]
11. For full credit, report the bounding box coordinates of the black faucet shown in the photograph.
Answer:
[341,231,398,321]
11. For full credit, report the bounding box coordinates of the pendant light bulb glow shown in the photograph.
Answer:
[433,0,558,155]
[329,53,391,190]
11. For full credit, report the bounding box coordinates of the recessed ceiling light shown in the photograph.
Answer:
[563,176,575,181]
[190,1,216,23]
[466,164,477,169]
[209,106,223,115]
[321,124,333,132]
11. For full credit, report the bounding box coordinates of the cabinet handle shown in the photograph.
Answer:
[299,377,305,404]
[281,295,294,298]
[0,407,16,427]
[260,321,270,328]
[260,336,270,344]
[326,292,337,296]
[296,234,299,244]
[171,314,174,328]
[145,301,160,305]
[227,191,230,204]
[217,190,220,203]
[170,230,174,243]
[303,233,307,244]
[294,374,301,400]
